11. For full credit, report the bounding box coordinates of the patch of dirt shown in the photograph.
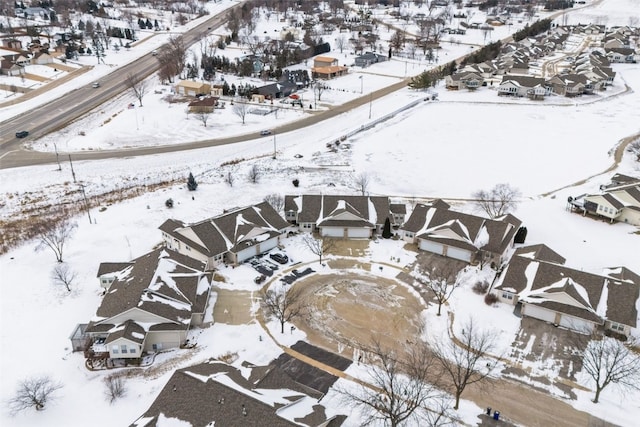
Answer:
[292,272,424,358]
[326,258,371,270]
[325,239,371,257]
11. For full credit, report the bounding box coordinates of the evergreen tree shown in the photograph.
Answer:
[382,217,392,239]
[187,172,198,191]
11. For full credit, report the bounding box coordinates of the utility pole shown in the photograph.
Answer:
[369,92,372,119]
[54,143,61,171]
[68,155,76,183]
[273,133,276,159]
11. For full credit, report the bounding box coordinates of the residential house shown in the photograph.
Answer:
[2,38,22,50]
[175,80,211,97]
[284,194,392,238]
[400,200,521,264]
[605,47,637,63]
[188,96,218,113]
[498,75,549,99]
[545,74,592,97]
[257,80,297,99]
[81,248,214,359]
[159,202,291,268]
[0,57,23,76]
[354,52,387,68]
[569,177,640,225]
[311,55,348,79]
[445,71,484,90]
[31,51,53,65]
[131,358,347,427]
[492,245,640,336]
[390,203,407,227]
[96,262,133,291]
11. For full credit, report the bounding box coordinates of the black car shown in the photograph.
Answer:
[15,130,29,138]
[269,252,288,264]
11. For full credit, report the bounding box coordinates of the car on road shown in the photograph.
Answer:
[260,130,272,136]
[152,50,158,56]
[15,130,29,138]
[92,82,100,88]
[270,252,289,264]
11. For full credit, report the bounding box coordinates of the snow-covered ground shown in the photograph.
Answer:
[1,0,640,426]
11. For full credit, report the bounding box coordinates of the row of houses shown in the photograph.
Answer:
[74,188,640,363]
[1,39,56,76]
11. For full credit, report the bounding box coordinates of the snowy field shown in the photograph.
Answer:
[1,0,640,426]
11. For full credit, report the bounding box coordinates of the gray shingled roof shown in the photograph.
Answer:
[513,244,566,265]
[162,202,290,258]
[131,359,345,427]
[96,262,133,277]
[285,195,390,227]
[87,248,211,333]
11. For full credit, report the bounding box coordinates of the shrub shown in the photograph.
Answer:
[165,198,174,208]
[484,293,498,306]
[292,178,300,187]
[473,281,489,295]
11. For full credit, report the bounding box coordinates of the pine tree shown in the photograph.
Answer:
[382,217,392,239]
[187,172,198,191]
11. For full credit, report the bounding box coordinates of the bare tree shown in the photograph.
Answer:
[51,263,76,292]
[314,82,327,102]
[192,107,211,127]
[264,193,284,213]
[248,164,260,183]
[104,374,127,404]
[335,34,347,53]
[354,171,371,196]
[125,73,147,107]
[8,376,63,414]
[261,286,307,334]
[225,170,235,187]
[302,234,336,265]
[415,264,461,316]
[432,318,498,409]
[472,183,521,218]
[156,36,187,82]
[574,333,640,403]
[36,217,77,263]
[338,338,450,427]
[232,101,249,124]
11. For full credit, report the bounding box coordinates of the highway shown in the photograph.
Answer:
[0,5,237,168]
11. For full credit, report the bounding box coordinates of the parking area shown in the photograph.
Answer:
[248,249,292,283]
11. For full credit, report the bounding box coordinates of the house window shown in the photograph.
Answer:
[405,232,414,238]
[502,292,514,300]
[101,279,107,284]
[186,246,191,251]
[112,346,119,354]
[121,345,127,353]
[610,322,625,332]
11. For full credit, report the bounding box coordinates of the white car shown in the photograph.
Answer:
[260,130,272,136]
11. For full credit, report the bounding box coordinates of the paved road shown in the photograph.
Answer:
[0,3,240,165]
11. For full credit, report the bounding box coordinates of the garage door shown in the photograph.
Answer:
[445,246,472,263]
[259,237,278,253]
[322,227,344,237]
[522,304,557,323]
[559,315,594,333]
[347,228,370,239]
[236,246,258,264]
[419,239,444,256]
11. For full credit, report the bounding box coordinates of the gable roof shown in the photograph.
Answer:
[513,244,566,265]
[88,248,211,330]
[161,202,290,257]
[285,195,391,227]
[402,202,520,256]
[494,251,639,327]
[131,359,346,427]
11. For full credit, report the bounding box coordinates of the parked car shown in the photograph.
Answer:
[15,130,29,138]
[260,130,272,136]
[270,252,289,264]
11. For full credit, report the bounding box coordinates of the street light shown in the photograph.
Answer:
[359,75,363,94]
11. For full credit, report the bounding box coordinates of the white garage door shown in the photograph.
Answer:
[419,239,444,255]
[322,227,344,237]
[236,245,258,264]
[559,315,594,333]
[522,304,557,323]
[348,228,370,239]
[445,246,472,263]
[259,237,278,253]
